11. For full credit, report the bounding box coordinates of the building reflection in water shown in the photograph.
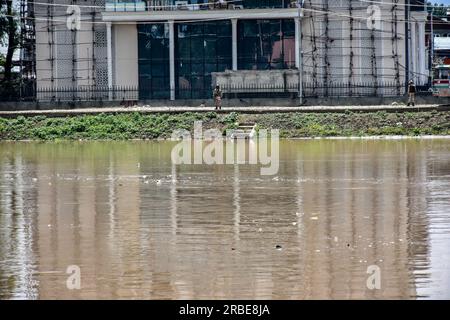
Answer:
[0,139,449,299]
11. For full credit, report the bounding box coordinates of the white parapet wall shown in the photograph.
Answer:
[212,70,300,93]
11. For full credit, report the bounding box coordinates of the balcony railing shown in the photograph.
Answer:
[104,0,295,12]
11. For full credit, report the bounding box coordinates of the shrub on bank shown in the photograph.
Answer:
[0,111,448,140]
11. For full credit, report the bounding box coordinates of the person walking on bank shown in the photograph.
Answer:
[407,79,416,106]
[213,85,223,110]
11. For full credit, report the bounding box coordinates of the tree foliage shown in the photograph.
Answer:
[0,0,21,98]
[427,2,450,17]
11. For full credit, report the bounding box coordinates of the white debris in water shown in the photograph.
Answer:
[47,224,51,228]
[48,182,52,186]
[296,212,303,217]
[315,249,321,253]
[156,180,162,186]
[32,178,38,182]
[292,222,297,226]
[334,236,339,242]
[310,217,318,220]
[258,228,263,232]
[137,163,140,168]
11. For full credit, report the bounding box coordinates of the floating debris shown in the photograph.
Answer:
[292,222,297,226]
[334,236,339,242]
[310,217,318,220]
[275,245,282,250]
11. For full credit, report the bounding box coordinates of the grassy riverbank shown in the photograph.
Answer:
[0,111,449,140]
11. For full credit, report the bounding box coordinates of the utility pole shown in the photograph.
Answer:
[298,0,303,105]
[430,6,434,86]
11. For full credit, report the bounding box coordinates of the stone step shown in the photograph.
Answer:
[230,122,257,140]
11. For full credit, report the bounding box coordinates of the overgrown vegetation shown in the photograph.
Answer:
[250,111,450,138]
[0,111,448,141]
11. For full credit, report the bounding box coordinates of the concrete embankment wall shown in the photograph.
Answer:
[1,95,450,111]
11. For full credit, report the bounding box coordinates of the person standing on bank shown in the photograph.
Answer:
[407,79,416,106]
[213,85,223,110]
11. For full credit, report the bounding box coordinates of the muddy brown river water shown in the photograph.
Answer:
[0,139,449,299]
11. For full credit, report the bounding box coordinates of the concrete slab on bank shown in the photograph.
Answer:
[0,104,449,118]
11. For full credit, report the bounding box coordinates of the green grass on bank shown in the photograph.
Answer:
[0,111,449,141]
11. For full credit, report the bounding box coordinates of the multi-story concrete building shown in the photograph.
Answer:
[34,0,428,100]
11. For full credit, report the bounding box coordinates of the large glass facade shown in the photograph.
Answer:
[138,24,170,99]
[176,21,232,99]
[137,19,295,99]
[237,19,295,70]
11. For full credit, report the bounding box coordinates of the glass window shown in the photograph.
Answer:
[238,19,296,70]
[241,0,288,9]
[175,21,232,98]
[138,24,170,100]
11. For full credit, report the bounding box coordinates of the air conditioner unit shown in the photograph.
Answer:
[175,1,189,10]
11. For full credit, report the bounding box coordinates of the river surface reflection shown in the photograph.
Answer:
[0,139,449,299]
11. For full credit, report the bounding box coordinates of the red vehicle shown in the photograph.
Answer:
[432,64,450,97]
